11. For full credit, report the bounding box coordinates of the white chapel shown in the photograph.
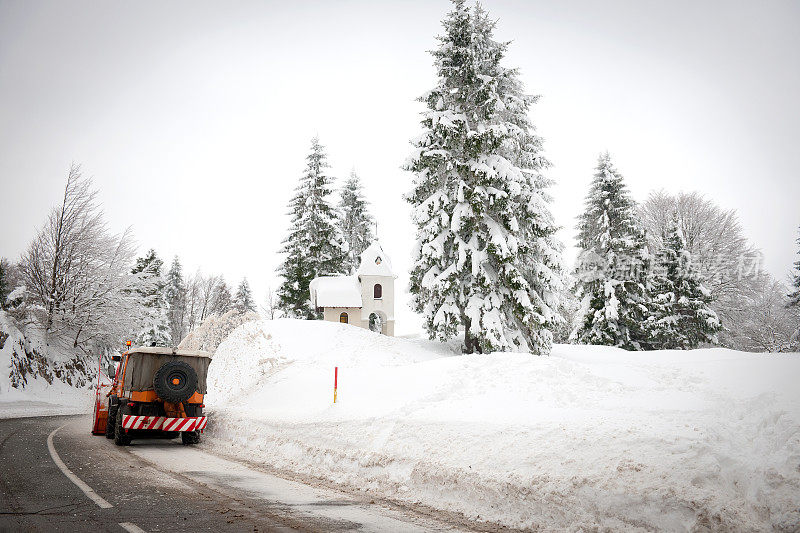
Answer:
[309,242,396,335]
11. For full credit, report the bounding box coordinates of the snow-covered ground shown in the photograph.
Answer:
[0,395,93,419]
[205,319,800,532]
[0,367,94,419]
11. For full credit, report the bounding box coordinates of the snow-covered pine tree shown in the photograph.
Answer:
[338,169,375,273]
[405,1,563,354]
[276,228,312,319]
[0,258,9,309]
[789,226,800,308]
[131,249,171,346]
[639,191,760,350]
[789,226,800,349]
[645,214,721,349]
[165,256,187,344]
[233,278,256,313]
[276,136,347,319]
[210,279,233,315]
[573,153,650,350]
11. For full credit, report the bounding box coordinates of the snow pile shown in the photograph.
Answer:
[178,310,259,353]
[0,311,93,418]
[205,319,800,531]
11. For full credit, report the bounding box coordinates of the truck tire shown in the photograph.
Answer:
[181,430,201,445]
[153,361,197,403]
[105,402,116,439]
[114,408,132,446]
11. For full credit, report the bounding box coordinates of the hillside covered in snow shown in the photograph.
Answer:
[205,319,800,531]
[0,310,94,417]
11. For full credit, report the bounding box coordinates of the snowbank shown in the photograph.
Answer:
[205,319,800,531]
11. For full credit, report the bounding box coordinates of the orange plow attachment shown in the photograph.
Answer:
[91,392,108,435]
[91,368,113,436]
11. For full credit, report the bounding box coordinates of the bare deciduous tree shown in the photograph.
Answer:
[184,272,236,331]
[260,287,278,320]
[19,165,150,350]
[166,269,235,345]
[184,272,203,334]
[639,191,792,350]
[640,191,760,300]
[195,274,232,323]
[724,274,798,352]
[21,165,103,334]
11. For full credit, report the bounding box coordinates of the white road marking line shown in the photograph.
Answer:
[46,423,113,509]
[119,522,147,533]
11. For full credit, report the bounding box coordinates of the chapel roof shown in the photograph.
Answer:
[357,241,395,277]
[309,275,362,308]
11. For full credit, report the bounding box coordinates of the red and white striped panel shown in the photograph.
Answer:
[122,415,164,430]
[161,417,207,432]
[121,415,207,432]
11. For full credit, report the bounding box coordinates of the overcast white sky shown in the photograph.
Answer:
[1,0,799,334]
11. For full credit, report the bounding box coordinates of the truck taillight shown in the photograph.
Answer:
[127,402,135,407]
[199,404,205,408]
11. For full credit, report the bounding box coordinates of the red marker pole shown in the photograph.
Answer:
[333,366,338,404]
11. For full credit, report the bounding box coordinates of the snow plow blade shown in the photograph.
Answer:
[91,395,109,435]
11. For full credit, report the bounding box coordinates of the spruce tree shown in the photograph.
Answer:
[645,215,721,349]
[277,137,347,319]
[338,169,375,272]
[131,249,171,346]
[210,279,233,315]
[165,256,187,344]
[276,230,312,319]
[789,226,800,349]
[233,278,256,313]
[789,226,800,308]
[0,258,9,309]
[573,153,650,350]
[405,1,563,354]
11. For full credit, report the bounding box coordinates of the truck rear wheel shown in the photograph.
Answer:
[105,402,116,439]
[114,408,132,446]
[181,431,200,445]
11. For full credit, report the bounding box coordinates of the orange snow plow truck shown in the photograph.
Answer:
[91,347,211,446]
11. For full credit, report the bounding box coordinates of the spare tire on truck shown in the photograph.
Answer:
[153,360,198,403]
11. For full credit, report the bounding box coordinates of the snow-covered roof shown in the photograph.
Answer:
[357,242,395,277]
[310,275,363,308]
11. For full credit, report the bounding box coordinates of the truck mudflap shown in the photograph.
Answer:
[121,415,208,432]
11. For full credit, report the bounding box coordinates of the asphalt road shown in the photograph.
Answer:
[0,415,463,533]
